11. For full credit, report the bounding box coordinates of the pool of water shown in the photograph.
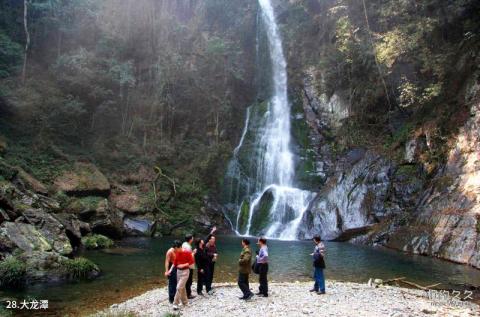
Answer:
[2,236,480,316]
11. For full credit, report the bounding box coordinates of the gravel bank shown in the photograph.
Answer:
[97,281,479,317]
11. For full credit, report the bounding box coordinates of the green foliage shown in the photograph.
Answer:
[384,123,413,150]
[249,190,273,236]
[0,256,27,289]
[0,31,23,78]
[396,165,418,178]
[62,257,99,279]
[3,140,72,183]
[207,37,227,55]
[237,200,250,234]
[82,234,114,250]
[53,191,70,208]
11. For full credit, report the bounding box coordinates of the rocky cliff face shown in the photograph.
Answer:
[295,65,480,268]
[383,73,480,268]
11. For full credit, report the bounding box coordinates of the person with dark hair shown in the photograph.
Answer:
[256,237,269,297]
[194,238,210,296]
[182,234,195,299]
[166,240,195,310]
[310,235,326,294]
[238,238,254,300]
[205,231,217,294]
[164,240,182,303]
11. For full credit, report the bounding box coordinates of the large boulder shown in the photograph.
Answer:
[66,196,108,218]
[55,213,91,248]
[54,162,110,197]
[7,208,73,256]
[249,189,274,236]
[0,222,53,253]
[298,151,393,240]
[89,208,124,239]
[64,195,123,239]
[123,217,156,236]
[111,191,148,214]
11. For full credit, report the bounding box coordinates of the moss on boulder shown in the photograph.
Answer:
[237,200,250,234]
[66,196,107,215]
[54,162,110,197]
[81,234,114,250]
[249,190,274,236]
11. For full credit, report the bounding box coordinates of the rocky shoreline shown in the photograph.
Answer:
[95,281,479,317]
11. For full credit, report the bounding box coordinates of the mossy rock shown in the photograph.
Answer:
[291,112,311,149]
[67,196,106,214]
[81,234,114,250]
[0,222,53,253]
[237,200,250,234]
[54,162,110,197]
[0,256,26,288]
[249,190,274,236]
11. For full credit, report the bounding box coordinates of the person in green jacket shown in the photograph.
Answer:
[238,238,254,300]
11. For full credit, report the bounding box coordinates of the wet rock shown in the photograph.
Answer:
[123,217,156,236]
[298,152,392,240]
[249,189,274,236]
[90,208,124,239]
[54,162,110,197]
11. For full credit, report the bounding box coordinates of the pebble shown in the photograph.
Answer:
[93,281,480,317]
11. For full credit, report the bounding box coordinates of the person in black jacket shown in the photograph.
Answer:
[310,235,326,295]
[194,238,210,296]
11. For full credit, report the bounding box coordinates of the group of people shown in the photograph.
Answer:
[164,226,326,310]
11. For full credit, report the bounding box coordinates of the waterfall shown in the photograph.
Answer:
[223,0,314,240]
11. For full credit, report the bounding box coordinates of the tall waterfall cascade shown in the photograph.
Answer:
[223,0,315,240]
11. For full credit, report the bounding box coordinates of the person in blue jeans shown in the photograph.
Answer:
[165,240,182,303]
[310,235,326,294]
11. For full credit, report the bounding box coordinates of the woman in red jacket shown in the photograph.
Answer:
[167,243,195,310]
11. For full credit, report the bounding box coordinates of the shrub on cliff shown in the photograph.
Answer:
[0,256,26,288]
